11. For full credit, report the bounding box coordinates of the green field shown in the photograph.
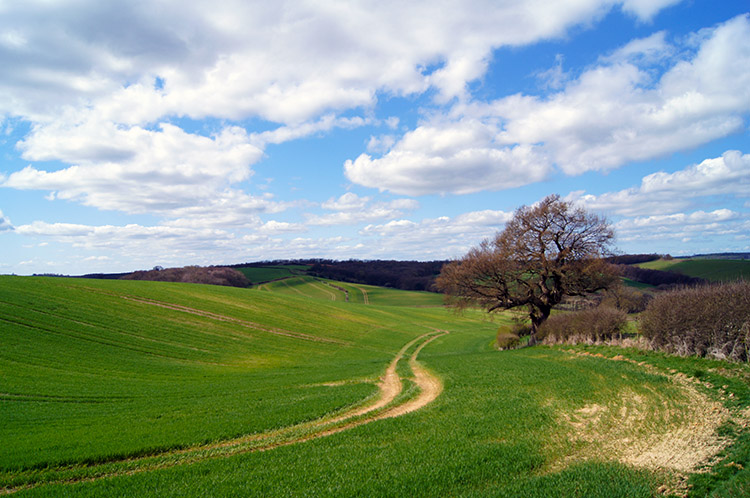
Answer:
[637,258,750,281]
[235,265,307,283]
[2,276,749,496]
[257,275,445,307]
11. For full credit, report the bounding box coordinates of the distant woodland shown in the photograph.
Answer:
[307,260,447,291]
[121,266,251,288]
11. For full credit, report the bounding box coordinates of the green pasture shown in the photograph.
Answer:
[637,258,750,281]
[235,265,304,283]
[621,277,654,290]
[258,275,345,301]
[2,275,748,497]
[257,275,445,307]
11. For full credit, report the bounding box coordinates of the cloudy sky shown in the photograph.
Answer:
[1,0,749,275]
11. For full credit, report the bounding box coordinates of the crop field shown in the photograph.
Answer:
[235,265,305,283]
[637,258,750,281]
[257,275,445,307]
[2,275,749,497]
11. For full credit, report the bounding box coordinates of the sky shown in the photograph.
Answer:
[1,0,749,275]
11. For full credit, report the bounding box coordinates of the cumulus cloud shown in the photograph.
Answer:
[492,14,750,174]
[360,209,513,258]
[619,0,683,21]
[345,119,551,195]
[346,14,750,195]
[570,150,750,216]
[0,0,683,126]
[4,122,268,217]
[0,209,13,231]
[602,31,673,65]
[614,209,744,245]
[308,192,419,225]
[14,221,237,252]
[258,220,307,234]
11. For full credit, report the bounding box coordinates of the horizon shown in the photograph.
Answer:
[1,1,749,276]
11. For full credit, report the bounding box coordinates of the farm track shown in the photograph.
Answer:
[306,281,337,301]
[1,330,448,495]
[354,285,370,304]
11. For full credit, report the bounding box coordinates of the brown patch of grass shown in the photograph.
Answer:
[551,350,737,493]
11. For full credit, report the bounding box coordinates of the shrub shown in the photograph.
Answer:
[495,322,529,350]
[539,306,628,344]
[640,281,750,362]
[601,285,651,313]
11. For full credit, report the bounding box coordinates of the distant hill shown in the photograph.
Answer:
[230,259,447,292]
[638,258,750,282]
[121,266,251,288]
[684,252,750,260]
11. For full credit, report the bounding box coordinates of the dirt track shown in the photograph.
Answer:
[2,329,448,494]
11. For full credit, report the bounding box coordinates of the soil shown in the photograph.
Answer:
[557,349,747,495]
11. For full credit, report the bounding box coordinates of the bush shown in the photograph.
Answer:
[495,322,530,350]
[539,307,628,344]
[640,281,750,362]
[601,285,651,313]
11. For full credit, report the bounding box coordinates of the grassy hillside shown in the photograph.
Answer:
[637,258,750,281]
[257,275,445,307]
[2,276,749,496]
[235,265,304,283]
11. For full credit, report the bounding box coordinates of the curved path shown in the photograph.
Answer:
[2,329,449,495]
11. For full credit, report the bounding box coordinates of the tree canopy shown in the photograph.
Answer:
[436,194,617,343]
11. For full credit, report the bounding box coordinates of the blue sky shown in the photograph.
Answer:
[1,0,749,275]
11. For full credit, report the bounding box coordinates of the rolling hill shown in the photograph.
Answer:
[1,275,748,496]
[637,258,750,282]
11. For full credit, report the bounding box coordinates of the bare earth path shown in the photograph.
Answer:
[353,285,370,304]
[1,329,449,495]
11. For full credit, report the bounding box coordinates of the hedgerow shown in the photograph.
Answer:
[640,281,750,362]
[538,306,628,344]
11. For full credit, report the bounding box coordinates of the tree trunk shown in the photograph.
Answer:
[528,305,552,345]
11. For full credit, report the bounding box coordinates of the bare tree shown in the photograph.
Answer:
[436,194,617,344]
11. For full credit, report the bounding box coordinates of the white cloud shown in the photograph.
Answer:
[0,0,684,126]
[614,209,745,244]
[366,134,397,154]
[491,14,750,175]
[250,115,372,147]
[345,119,551,195]
[360,209,512,258]
[345,15,750,196]
[13,221,249,269]
[602,31,673,64]
[258,220,307,234]
[570,150,750,216]
[0,209,13,231]
[308,192,419,226]
[4,122,267,217]
[321,192,370,211]
[619,0,683,21]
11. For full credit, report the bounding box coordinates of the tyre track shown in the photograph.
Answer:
[2,330,448,495]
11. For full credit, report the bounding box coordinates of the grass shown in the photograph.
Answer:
[257,275,445,307]
[622,277,655,290]
[637,258,750,281]
[235,265,301,283]
[2,275,748,496]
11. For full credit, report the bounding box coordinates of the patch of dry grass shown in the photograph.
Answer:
[549,350,746,495]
